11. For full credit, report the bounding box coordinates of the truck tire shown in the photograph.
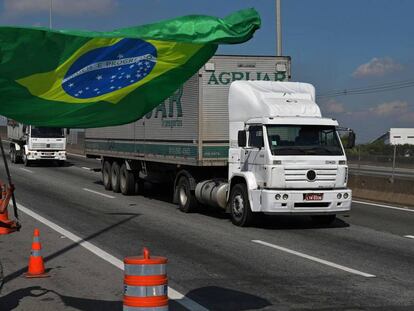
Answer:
[177,176,198,213]
[229,183,253,227]
[102,160,112,190]
[120,163,135,195]
[311,215,336,226]
[10,148,16,163]
[110,161,121,193]
[23,154,31,167]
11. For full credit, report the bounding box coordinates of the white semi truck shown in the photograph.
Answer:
[85,55,354,226]
[7,120,67,166]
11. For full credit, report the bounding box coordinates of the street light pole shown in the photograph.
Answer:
[276,0,282,56]
[49,0,53,29]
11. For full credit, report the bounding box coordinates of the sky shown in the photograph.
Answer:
[0,0,413,142]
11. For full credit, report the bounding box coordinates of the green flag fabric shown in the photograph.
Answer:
[0,8,260,128]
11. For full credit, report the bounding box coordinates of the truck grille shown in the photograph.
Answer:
[32,143,64,149]
[284,168,337,182]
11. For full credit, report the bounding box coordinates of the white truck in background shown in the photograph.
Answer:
[85,55,354,226]
[7,120,67,166]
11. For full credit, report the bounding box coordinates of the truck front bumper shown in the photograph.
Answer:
[27,150,66,161]
[258,188,352,214]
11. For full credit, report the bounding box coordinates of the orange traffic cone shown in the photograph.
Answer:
[25,228,49,278]
[0,209,17,235]
[0,182,18,235]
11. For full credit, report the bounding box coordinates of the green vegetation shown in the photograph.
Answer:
[348,141,414,157]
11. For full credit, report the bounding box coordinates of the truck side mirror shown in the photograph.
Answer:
[238,130,246,147]
[346,131,356,149]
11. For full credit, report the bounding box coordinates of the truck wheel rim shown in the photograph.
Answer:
[232,194,244,218]
[179,187,188,206]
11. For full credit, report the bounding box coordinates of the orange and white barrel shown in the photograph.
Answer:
[123,248,168,311]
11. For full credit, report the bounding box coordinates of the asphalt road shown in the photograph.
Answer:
[1,153,413,310]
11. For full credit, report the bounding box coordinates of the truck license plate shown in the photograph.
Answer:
[303,193,323,201]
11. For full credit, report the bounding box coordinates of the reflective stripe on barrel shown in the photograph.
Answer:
[125,264,166,276]
[124,284,167,297]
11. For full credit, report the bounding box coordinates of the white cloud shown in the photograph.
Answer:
[352,57,403,78]
[369,100,408,116]
[3,0,118,17]
[322,99,345,114]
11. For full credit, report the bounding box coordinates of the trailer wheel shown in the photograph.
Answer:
[310,215,336,226]
[120,163,135,195]
[177,176,198,213]
[102,160,112,190]
[110,161,121,193]
[229,183,253,227]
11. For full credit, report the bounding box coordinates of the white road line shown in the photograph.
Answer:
[19,168,33,173]
[17,203,209,311]
[404,235,414,239]
[83,188,115,199]
[252,240,375,278]
[82,167,92,170]
[353,200,414,213]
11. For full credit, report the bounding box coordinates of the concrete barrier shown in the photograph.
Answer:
[348,174,414,207]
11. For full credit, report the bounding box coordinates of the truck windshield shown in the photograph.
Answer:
[31,127,64,138]
[266,125,343,155]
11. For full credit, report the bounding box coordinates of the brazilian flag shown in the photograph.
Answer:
[0,8,260,128]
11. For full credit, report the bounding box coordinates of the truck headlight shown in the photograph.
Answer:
[343,193,349,199]
[275,194,281,200]
[282,194,289,200]
[337,193,342,199]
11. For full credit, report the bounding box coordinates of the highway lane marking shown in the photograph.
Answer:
[19,168,34,173]
[82,167,92,170]
[404,235,414,239]
[17,203,209,311]
[83,188,115,199]
[252,240,376,278]
[353,200,414,213]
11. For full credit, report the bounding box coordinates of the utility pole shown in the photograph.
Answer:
[276,0,282,56]
[49,0,53,29]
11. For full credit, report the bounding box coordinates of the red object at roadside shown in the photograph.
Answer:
[0,180,18,235]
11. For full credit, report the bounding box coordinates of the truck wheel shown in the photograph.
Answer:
[10,148,15,163]
[102,160,112,190]
[177,176,198,213]
[311,215,336,226]
[23,154,31,167]
[110,162,121,193]
[120,163,135,195]
[229,183,253,227]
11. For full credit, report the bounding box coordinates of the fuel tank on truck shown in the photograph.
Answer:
[195,180,228,209]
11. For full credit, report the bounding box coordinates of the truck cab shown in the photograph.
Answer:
[227,81,354,226]
[8,121,67,166]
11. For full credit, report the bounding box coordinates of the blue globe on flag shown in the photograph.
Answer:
[62,38,157,99]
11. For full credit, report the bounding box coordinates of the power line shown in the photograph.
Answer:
[317,79,414,99]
